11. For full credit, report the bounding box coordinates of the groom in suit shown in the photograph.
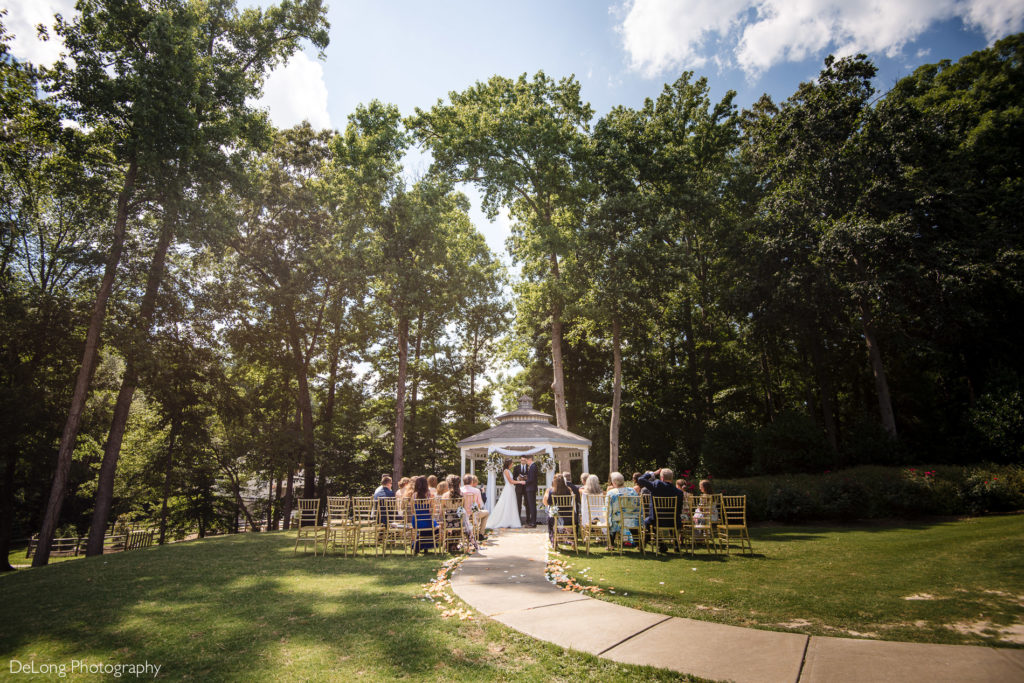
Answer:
[523,455,539,527]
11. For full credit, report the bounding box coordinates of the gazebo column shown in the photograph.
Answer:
[460,448,466,478]
[470,458,475,476]
[486,468,496,512]
[582,448,589,476]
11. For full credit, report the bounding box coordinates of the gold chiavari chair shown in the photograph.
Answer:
[293,498,325,554]
[548,494,577,551]
[683,494,720,554]
[409,497,440,555]
[718,495,752,554]
[581,494,610,554]
[650,496,681,554]
[439,497,469,554]
[608,493,646,556]
[376,496,408,556]
[351,496,379,555]
[324,496,355,556]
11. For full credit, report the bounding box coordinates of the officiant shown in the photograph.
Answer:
[512,455,529,523]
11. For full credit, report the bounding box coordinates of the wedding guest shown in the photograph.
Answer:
[580,472,590,488]
[373,475,394,499]
[675,479,687,493]
[435,480,449,497]
[410,476,437,554]
[440,475,463,552]
[543,475,573,545]
[462,474,489,542]
[579,475,604,525]
[470,475,486,505]
[638,468,688,551]
[632,471,652,515]
[606,472,639,546]
[696,479,718,523]
[396,477,412,498]
[563,472,581,529]
[427,475,438,497]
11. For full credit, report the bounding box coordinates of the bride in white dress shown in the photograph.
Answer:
[487,460,523,529]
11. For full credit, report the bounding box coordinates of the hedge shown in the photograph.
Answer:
[706,464,1024,523]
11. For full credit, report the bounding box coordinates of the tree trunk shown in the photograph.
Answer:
[86,206,176,557]
[286,308,317,499]
[273,476,283,530]
[393,316,409,480]
[265,477,275,532]
[282,468,294,530]
[609,315,622,475]
[409,311,423,436]
[549,252,568,430]
[0,451,16,571]
[34,158,137,567]
[158,417,180,545]
[860,301,897,438]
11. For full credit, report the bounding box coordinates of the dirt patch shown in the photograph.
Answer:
[982,589,1024,607]
[695,604,724,612]
[947,620,1024,644]
[778,618,812,629]
[903,593,937,600]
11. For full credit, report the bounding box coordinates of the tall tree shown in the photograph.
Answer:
[407,72,593,432]
[80,0,329,558]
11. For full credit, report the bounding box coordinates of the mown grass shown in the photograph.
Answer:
[8,545,81,567]
[552,514,1024,647]
[0,532,696,681]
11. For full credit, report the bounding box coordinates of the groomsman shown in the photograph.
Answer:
[523,455,538,527]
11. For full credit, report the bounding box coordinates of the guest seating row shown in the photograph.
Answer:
[294,496,479,557]
[546,493,752,556]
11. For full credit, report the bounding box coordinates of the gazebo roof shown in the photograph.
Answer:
[456,395,592,449]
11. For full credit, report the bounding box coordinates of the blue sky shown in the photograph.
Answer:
[5,0,1024,258]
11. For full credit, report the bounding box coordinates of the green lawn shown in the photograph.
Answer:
[0,532,695,682]
[8,545,81,568]
[551,514,1024,647]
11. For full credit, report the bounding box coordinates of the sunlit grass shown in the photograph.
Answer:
[552,514,1024,647]
[0,532,698,681]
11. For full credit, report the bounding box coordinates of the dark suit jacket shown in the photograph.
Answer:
[638,472,686,525]
[512,464,527,483]
[523,462,538,491]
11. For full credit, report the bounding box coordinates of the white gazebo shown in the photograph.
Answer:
[457,395,592,511]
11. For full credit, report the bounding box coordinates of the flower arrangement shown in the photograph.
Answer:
[536,449,557,473]
[485,452,504,474]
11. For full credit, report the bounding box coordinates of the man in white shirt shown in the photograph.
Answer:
[462,474,489,539]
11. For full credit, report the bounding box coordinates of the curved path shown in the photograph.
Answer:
[451,528,1024,683]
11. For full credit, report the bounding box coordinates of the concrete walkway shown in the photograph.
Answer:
[451,528,1024,683]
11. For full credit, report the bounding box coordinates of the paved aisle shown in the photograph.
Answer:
[451,528,1024,683]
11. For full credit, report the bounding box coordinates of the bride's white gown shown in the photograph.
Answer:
[486,470,522,529]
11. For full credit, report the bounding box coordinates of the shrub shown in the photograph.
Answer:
[961,466,1024,514]
[714,464,1024,523]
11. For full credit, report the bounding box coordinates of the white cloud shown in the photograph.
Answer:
[962,0,1024,41]
[255,52,332,130]
[2,0,77,67]
[617,0,1024,77]
[618,0,750,76]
